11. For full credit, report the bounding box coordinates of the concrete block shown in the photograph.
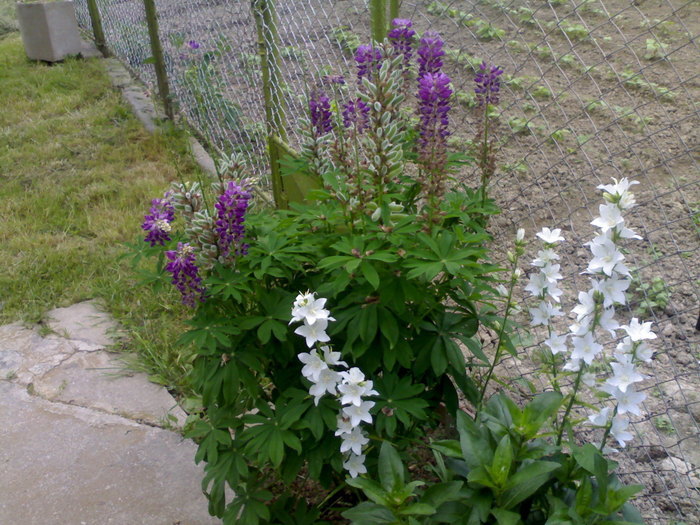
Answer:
[16,1,82,62]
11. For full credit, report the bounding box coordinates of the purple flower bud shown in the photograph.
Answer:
[417,32,445,79]
[342,97,370,131]
[215,181,251,259]
[354,44,382,83]
[187,40,200,50]
[141,194,175,246]
[417,72,452,170]
[309,89,333,136]
[388,18,416,68]
[322,74,346,85]
[165,243,205,307]
[474,61,503,106]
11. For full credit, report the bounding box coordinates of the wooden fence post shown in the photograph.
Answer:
[251,0,288,209]
[86,0,108,56]
[143,0,174,120]
[369,0,387,42]
[389,0,400,21]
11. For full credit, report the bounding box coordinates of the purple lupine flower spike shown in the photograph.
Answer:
[165,243,205,307]
[417,72,452,171]
[215,180,251,258]
[417,32,445,79]
[354,44,382,83]
[309,89,333,136]
[142,194,175,246]
[474,62,503,105]
[342,97,370,131]
[388,18,416,68]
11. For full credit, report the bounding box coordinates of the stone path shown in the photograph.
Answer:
[0,301,218,524]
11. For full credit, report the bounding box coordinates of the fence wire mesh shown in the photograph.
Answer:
[73,0,699,521]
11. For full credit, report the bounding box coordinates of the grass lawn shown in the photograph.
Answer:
[0,31,202,394]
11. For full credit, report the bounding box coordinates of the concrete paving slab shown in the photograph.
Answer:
[33,349,188,427]
[46,300,121,347]
[0,381,217,524]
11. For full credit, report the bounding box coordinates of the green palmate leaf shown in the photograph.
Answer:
[361,260,381,290]
[378,307,399,349]
[431,337,448,375]
[378,442,405,492]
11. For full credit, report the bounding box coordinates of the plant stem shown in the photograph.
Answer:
[598,405,619,452]
[557,366,585,445]
[479,262,518,406]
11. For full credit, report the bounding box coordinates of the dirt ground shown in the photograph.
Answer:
[72,0,699,522]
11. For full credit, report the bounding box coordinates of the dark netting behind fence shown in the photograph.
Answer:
[73,0,699,521]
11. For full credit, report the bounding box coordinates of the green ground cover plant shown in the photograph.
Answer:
[0,33,201,394]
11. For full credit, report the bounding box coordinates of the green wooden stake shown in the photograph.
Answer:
[143,0,174,120]
[370,0,387,42]
[252,0,288,209]
[389,0,400,21]
[86,0,108,56]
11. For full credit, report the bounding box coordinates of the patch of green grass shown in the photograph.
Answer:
[0,35,203,394]
[0,0,18,38]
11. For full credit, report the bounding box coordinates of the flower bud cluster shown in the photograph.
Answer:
[291,293,377,478]
[387,18,415,72]
[215,180,251,261]
[359,52,407,192]
[141,193,175,246]
[165,242,205,307]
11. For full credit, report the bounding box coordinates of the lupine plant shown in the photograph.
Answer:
[132,19,646,525]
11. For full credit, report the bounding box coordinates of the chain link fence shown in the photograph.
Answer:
[72,0,699,521]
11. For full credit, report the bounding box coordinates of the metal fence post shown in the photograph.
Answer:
[142,0,174,120]
[252,0,288,209]
[85,0,108,56]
